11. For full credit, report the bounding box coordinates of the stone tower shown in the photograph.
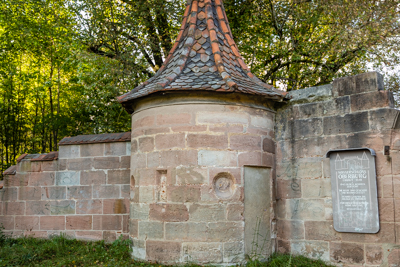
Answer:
[118,0,286,264]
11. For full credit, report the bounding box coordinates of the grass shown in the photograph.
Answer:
[0,226,333,267]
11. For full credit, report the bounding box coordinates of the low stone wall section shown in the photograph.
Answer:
[275,72,400,266]
[0,138,131,242]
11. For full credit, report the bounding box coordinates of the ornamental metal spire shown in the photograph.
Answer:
[118,0,286,111]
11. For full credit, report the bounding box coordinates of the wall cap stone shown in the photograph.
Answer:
[287,84,333,104]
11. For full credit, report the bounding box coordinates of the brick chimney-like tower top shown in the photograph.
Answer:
[118,0,285,112]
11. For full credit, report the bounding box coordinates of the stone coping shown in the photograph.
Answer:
[59,132,131,145]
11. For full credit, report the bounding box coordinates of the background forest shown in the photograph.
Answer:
[0,0,399,176]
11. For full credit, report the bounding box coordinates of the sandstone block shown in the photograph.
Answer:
[145,127,171,135]
[209,125,244,133]
[24,231,48,238]
[378,198,395,222]
[277,220,304,240]
[59,145,80,159]
[80,170,106,185]
[341,222,395,243]
[130,203,149,220]
[138,221,164,239]
[66,215,92,230]
[161,150,198,167]
[129,219,138,237]
[146,152,159,168]
[263,138,275,154]
[304,221,341,241]
[388,249,400,267]
[132,115,155,129]
[76,199,102,214]
[68,158,92,171]
[323,112,369,135]
[155,133,185,150]
[108,169,130,185]
[103,199,129,214]
[139,137,154,152]
[188,134,228,149]
[238,151,262,167]
[223,242,245,263]
[121,185,130,198]
[0,216,14,229]
[171,125,207,132]
[75,231,103,241]
[197,111,248,125]
[67,186,92,199]
[121,156,131,169]
[351,91,394,112]
[286,199,325,220]
[103,231,117,243]
[333,72,383,96]
[175,166,207,185]
[93,157,120,169]
[122,215,129,233]
[291,241,329,262]
[209,167,241,184]
[80,143,104,157]
[25,201,50,215]
[146,240,181,262]
[92,185,120,199]
[157,113,191,125]
[198,150,237,167]
[293,118,323,138]
[105,142,128,156]
[330,242,364,264]
[301,179,331,198]
[365,244,383,265]
[276,179,301,199]
[250,115,273,129]
[189,204,225,222]
[207,222,243,242]
[134,169,156,186]
[50,200,75,215]
[226,204,244,221]
[41,186,66,200]
[183,242,223,264]
[93,215,122,230]
[41,161,58,172]
[167,186,201,203]
[149,203,189,222]
[40,216,65,230]
[295,96,350,119]
[230,135,261,151]
[29,172,55,186]
[19,187,41,201]
[3,201,25,215]
[56,171,80,186]
[165,222,207,241]
[131,140,138,153]
[277,239,290,254]
[15,215,39,230]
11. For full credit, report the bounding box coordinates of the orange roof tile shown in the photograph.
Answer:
[118,0,285,112]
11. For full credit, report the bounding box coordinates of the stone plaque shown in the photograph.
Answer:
[327,148,379,233]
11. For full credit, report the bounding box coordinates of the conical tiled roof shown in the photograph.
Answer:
[118,0,286,109]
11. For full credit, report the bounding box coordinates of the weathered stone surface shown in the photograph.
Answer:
[351,91,394,112]
[304,221,341,241]
[93,157,120,169]
[80,143,104,157]
[208,222,243,242]
[161,150,198,167]
[285,199,325,220]
[76,199,102,214]
[103,199,129,214]
[149,203,189,222]
[130,203,149,220]
[93,215,122,230]
[276,179,301,199]
[105,142,128,156]
[68,158,92,171]
[262,138,275,154]
[25,201,50,215]
[15,216,40,230]
[138,186,154,203]
[41,186,66,200]
[50,200,75,215]
[365,244,383,265]
[146,241,181,262]
[138,221,163,239]
[108,169,130,184]
[0,216,14,229]
[67,186,92,199]
[3,201,25,215]
[197,112,248,124]
[155,133,186,150]
[333,72,383,96]
[66,215,92,230]
[139,137,154,152]
[188,134,228,149]
[80,170,106,185]
[167,186,201,203]
[230,135,261,151]
[103,231,117,243]
[330,242,364,264]
[29,172,55,186]
[323,112,369,135]
[189,204,225,221]
[157,113,191,125]
[75,231,103,241]
[198,150,237,167]
[301,179,331,198]
[288,84,332,103]
[19,187,42,201]
[341,222,395,243]
[40,216,65,230]
[182,242,223,263]
[165,222,207,241]
[277,220,304,240]
[92,185,120,199]
[238,151,262,166]
[58,145,80,159]
[388,248,400,267]
[226,204,244,221]
[291,241,329,262]
[56,171,80,186]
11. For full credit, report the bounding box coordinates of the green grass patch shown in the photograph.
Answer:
[0,226,333,267]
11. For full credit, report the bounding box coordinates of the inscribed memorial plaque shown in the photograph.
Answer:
[327,148,379,233]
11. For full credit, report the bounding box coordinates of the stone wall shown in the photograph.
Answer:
[129,99,276,264]
[0,139,131,242]
[275,72,400,266]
